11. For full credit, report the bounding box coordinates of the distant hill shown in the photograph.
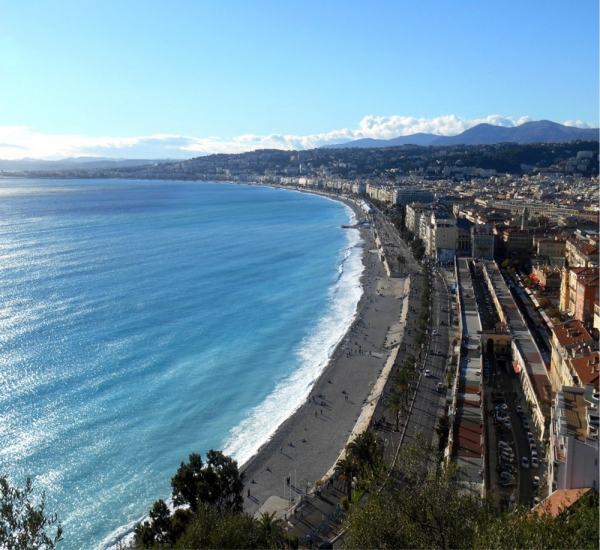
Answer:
[323,120,599,149]
[322,132,440,148]
[0,157,176,171]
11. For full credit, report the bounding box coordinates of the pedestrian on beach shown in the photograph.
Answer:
[320,409,323,415]
[248,489,250,497]
[280,446,283,453]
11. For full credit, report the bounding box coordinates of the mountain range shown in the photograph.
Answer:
[322,120,599,149]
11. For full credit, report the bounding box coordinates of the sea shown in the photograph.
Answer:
[0,178,363,549]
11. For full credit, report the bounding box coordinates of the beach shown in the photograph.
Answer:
[241,194,407,516]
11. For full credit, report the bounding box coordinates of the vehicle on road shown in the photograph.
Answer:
[437,382,443,393]
[425,369,430,377]
[521,457,530,469]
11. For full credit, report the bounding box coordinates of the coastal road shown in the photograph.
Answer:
[401,267,450,451]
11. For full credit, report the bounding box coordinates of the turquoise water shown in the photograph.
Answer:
[0,179,362,548]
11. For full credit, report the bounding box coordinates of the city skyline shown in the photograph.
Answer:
[0,0,597,159]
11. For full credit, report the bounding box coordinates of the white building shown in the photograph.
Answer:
[548,385,599,496]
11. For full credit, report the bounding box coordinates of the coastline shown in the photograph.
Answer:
[241,191,407,517]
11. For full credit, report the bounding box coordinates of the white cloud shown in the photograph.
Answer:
[0,114,594,160]
[563,120,597,129]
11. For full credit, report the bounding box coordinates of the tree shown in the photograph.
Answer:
[334,456,356,502]
[388,390,403,432]
[0,476,62,550]
[343,439,599,549]
[346,431,384,477]
[171,450,244,513]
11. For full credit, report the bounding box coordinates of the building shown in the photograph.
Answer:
[537,238,566,261]
[501,228,533,255]
[455,217,474,256]
[549,320,596,392]
[394,188,435,205]
[559,267,599,327]
[429,212,457,261]
[471,224,495,260]
[565,238,599,268]
[548,385,599,496]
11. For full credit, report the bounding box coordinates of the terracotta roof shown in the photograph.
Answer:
[553,320,593,348]
[532,488,592,517]
[571,352,600,390]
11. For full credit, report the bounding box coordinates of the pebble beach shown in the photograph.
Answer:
[241,196,407,516]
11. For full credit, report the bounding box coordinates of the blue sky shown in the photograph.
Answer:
[0,0,597,159]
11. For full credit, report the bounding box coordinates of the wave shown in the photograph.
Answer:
[222,225,363,467]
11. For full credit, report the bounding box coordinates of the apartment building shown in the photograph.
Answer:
[548,385,599,496]
[471,224,495,260]
[549,320,596,392]
[559,267,599,327]
[565,238,599,268]
[422,210,456,260]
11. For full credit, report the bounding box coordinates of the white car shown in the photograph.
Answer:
[533,475,540,488]
[425,369,430,377]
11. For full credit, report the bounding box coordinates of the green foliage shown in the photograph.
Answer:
[343,440,599,549]
[0,476,63,550]
[346,431,385,477]
[334,456,357,502]
[135,450,245,548]
[174,505,284,549]
[171,450,244,513]
[435,414,451,452]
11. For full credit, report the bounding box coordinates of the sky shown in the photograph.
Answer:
[0,0,598,159]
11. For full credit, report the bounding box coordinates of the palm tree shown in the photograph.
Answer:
[256,511,285,548]
[388,390,403,432]
[334,456,356,502]
[346,431,384,476]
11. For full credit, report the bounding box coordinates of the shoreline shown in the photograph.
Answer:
[241,190,407,517]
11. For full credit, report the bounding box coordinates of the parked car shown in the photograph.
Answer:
[533,475,540,488]
[500,471,514,480]
[531,456,539,468]
[521,457,529,469]
[437,382,443,393]
[498,441,511,450]
[501,452,514,463]
[526,431,534,442]
[501,479,517,488]
[516,405,524,415]
[425,369,430,377]
[532,496,540,507]
[503,418,511,429]
[522,420,530,430]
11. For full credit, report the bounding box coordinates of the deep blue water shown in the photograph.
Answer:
[0,179,362,549]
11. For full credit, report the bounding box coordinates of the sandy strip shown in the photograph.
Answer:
[241,196,407,517]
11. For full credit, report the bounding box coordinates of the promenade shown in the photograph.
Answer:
[238,201,452,547]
